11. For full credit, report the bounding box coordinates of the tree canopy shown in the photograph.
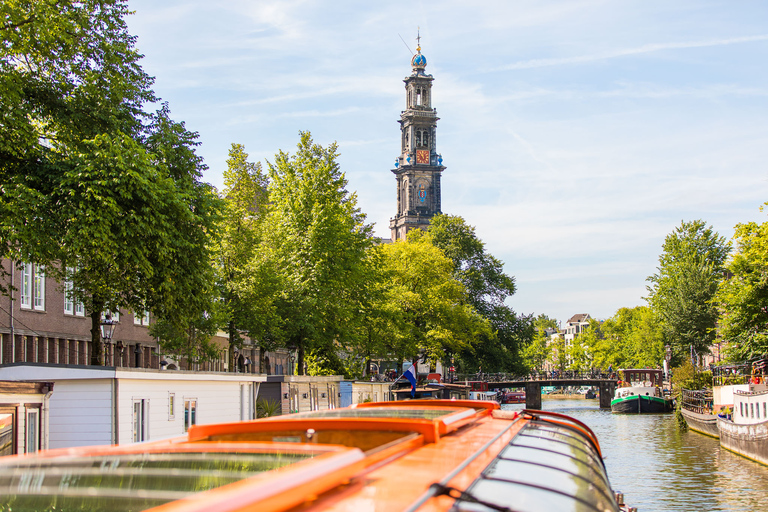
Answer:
[263,132,373,374]
[1,1,221,364]
[646,220,729,365]
[716,205,768,361]
[415,214,530,373]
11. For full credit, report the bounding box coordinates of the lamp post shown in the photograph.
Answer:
[664,344,671,381]
[100,312,116,366]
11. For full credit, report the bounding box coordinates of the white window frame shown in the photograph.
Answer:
[75,300,85,317]
[20,263,32,309]
[184,398,197,432]
[64,278,74,315]
[134,310,150,326]
[25,409,39,453]
[168,393,175,420]
[33,265,45,311]
[133,398,148,443]
[102,309,120,323]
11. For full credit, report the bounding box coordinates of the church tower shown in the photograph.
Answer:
[389,38,445,241]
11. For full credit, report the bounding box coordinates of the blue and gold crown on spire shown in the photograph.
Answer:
[411,30,427,70]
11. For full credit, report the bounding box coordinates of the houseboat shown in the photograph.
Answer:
[501,389,526,404]
[466,380,500,401]
[718,358,768,466]
[611,369,673,414]
[680,388,718,438]
[0,399,635,511]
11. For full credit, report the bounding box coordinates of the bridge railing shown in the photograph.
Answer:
[453,370,617,383]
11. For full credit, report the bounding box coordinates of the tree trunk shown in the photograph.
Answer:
[89,301,104,366]
[298,343,305,376]
[228,319,236,373]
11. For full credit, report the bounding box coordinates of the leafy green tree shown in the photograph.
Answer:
[264,132,373,374]
[0,2,220,364]
[589,307,664,369]
[548,335,568,373]
[716,205,768,361]
[214,143,275,372]
[379,235,493,363]
[567,334,591,372]
[522,329,551,374]
[647,220,729,365]
[417,214,529,373]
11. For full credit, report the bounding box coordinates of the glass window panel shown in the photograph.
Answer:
[0,451,317,511]
[20,263,32,308]
[460,479,601,512]
[25,410,38,453]
[0,413,14,456]
[33,265,45,310]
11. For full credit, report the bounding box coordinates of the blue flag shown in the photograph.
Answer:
[405,364,417,398]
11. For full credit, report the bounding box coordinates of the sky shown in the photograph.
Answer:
[126,0,768,326]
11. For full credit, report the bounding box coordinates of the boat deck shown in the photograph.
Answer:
[0,400,630,512]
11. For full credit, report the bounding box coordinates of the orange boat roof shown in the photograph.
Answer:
[0,400,625,512]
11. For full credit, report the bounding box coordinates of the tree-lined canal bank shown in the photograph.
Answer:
[503,398,768,511]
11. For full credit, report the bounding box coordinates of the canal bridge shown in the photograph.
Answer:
[456,374,618,409]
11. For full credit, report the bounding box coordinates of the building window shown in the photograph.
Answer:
[134,310,150,326]
[133,399,146,442]
[184,399,197,432]
[64,278,74,315]
[168,393,175,420]
[33,266,45,310]
[102,310,120,323]
[74,300,85,317]
[26,409,39,453]
[20,263,32,308]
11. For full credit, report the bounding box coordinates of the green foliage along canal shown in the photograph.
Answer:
[502,398,768,511]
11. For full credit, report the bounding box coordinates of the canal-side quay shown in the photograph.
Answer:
[505,398,768,512]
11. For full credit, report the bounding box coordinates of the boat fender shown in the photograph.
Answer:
[491,410,519,420]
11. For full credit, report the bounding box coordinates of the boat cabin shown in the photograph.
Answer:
[621,369,663,387]
[0,399,632,512]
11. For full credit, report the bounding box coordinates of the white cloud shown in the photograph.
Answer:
[492,34,768,71]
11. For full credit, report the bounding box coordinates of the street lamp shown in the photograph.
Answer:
[100,312,116,365]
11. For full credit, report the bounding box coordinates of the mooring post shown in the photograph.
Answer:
[599,381,615,409]
[525,382,542,410]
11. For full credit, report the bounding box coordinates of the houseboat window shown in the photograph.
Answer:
[764,402,766,418]
[133,400,146,443]
[25,409,39,453]
[184,399,197,432]
[0,412,13,456]
[740,402,744,417]
[169,393,175,420]
[750,403,754,418]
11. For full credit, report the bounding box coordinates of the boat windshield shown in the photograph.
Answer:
[454,417,617,512]
[291,406,467,420]
[0,448,322,511]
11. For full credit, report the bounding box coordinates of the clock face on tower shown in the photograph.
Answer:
[416,150,429,164]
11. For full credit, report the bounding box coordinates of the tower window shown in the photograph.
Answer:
[415,130,421,147]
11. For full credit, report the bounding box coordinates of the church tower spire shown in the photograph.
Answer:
[389,36,445,241]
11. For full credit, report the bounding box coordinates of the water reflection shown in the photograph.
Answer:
[503,398,768,511]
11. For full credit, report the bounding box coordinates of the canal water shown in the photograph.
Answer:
[502,398,768,511]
